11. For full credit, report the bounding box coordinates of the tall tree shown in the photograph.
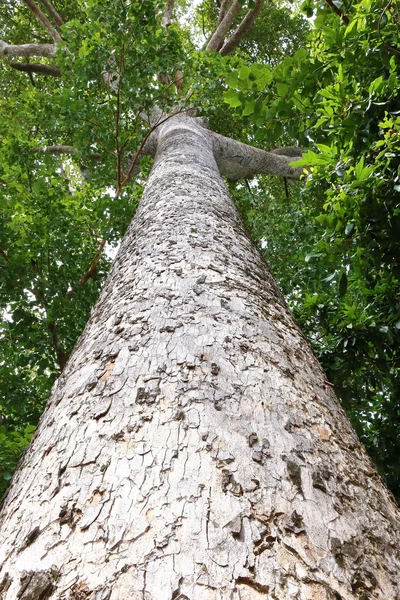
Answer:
[0,1,399,598]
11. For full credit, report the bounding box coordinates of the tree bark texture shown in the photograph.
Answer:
[0,115,399,600]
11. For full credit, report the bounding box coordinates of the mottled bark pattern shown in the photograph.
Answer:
[0,116,399,599]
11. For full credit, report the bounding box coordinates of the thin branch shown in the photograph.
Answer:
[206,0,241,52]
[10,62,61,76]
[0,248,9,262]
[66,238,106,300]
[324,0,349,23]
[220,0,264,56]
[48,321,68,371]
[22,0,62,42]
[37,0,64,27]
[163,0,175,27]
[0,41,57,58]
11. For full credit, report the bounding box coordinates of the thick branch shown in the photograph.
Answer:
[220,0,264,56]
[206,0,241,52]
[11,62,60,76]
[0,41,57,58]
[37,0,64,27]
[211,132,303,180]
[163,0,175,27]
[22,0,62,42]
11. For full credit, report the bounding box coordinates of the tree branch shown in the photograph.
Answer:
[66,238,106,300]
[37,0,64,27]
[206,0,241,52]
[0,41,57,58]
[220,0,264,56]
[217,0,232,25]
[10,62,61,76]
[211,132,303,180]
[48,321,68,371]
[325,0,349,23]
[271,146,305,157]
[22,0,62,42]
[163,0,175,27]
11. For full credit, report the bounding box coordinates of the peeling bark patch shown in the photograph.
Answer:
[0,573,11,595]
[236,577,269,594]
[20,526,41,551]
[286,460,303,494]
[17,569,57,600]
[69,583,92,599]
[312,469,331,492]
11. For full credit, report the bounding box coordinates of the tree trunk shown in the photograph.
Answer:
[0,115,399,600]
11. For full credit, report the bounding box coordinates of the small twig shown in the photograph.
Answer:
[66,238,106,299]
[0,248,9,262]
[48,321,68,371]
[324,0,349,23]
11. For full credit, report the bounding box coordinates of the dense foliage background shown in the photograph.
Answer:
[1,0,399,501]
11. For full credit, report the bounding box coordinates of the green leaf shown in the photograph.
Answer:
[223,90,242,108]
[277,82,289,97]
[242,99,256,116]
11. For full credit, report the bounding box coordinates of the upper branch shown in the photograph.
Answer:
[163,0,175,28]
[211,131,303,180]
[206,0,241,52]
[37,0,64,27]
[220,0,264,55]
[217,0,232,25]
[0,41,57,58]
[22,0,62,43]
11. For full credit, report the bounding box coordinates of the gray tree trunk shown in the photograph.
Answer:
[0,115,399,600]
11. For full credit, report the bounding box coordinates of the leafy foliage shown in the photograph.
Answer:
[225,0,400,497]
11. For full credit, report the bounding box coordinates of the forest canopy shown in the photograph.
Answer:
[0,0,399,500]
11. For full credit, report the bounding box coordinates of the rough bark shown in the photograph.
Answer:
[0,115,399,599]
[211,131,303,180]
[10,62,61,76]
[0,41,57,58]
